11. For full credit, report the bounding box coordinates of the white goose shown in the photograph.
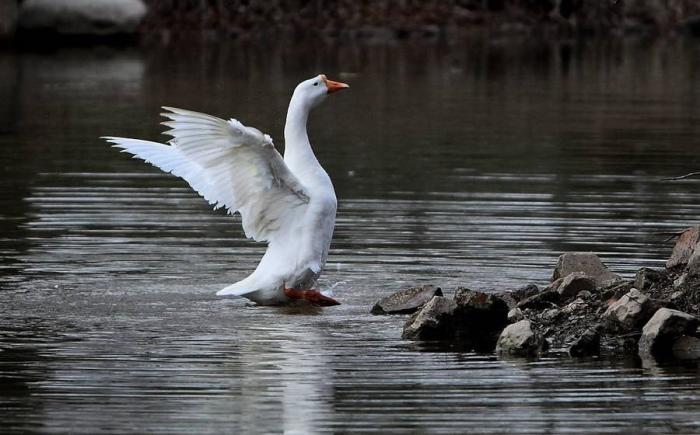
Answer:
[103,74,349,306]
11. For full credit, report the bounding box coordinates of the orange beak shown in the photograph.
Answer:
[323,75,349,94]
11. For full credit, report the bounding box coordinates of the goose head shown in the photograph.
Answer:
[292,74,349,111]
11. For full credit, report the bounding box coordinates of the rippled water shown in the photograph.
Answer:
[1,39,700,433]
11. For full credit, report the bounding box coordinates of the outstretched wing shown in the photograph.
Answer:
[103,107,309,242]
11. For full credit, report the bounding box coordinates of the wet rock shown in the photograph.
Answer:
[507,308,524,323]
[666,226,700,269]
[557,272,596,299]
[602,288,653,332]
[19,0,147,35]
[517,289,560,310]
[453,288,509,351]
[569,326,601,357]
[511,284,540,302]
[402,296,456,340]
[552,252,621,287]
[672,336,700,360]
[634,267,664,292]
[638,308,699,358]
[372,285,443,315]
[496,320,543,357]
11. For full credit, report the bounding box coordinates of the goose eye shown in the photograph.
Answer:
[313,82,319,86]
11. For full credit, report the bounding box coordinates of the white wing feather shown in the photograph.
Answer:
[103,106,309,242]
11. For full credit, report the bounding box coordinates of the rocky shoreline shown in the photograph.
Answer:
[374,226,700,363]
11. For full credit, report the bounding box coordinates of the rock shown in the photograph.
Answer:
[552,252,621,287]
[638,308,699,358]
[562,298,587,314]
[577,290,593,299]
[602,288,653,332]
[19,0,147,35]
[496,320,542,357]
[542,308,562,322]
[557,272,596,299]
[633,267,664,291]
[511,284,540,302]
[569,326,601,357]
[666,226,700,269]
[453,288,509,351]
[371,285,443,315]
[517,289,560,310]
[672,336,700,360]
[507,308,524,323]
[402,296,456,340]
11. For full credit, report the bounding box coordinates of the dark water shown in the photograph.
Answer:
[1,39,700,433]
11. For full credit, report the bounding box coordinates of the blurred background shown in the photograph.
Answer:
[2,1,700,433]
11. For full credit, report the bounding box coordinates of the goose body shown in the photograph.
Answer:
[103,75,349,306]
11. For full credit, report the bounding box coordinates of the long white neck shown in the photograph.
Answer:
[283,93,321,175]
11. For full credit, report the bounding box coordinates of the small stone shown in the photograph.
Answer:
[542,308,562,322]
[569,327,601,357]
[562,298,587,314]
[666,226,700,269]
[401,296,456,340]
[552,252,621,287]
[371,285,443,315]
[557,272,596,299]
[507,308,524,323]
[577,290,593,299]
[638,308,699,358]
[670,290,684,301]
[496,320,542,357]
[633,267,664,291]
[602,288,652,332]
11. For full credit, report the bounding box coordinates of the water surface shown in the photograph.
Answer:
[1,39,700,433]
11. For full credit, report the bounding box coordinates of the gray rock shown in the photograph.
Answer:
[402,296,456,340]
[557,272,596,299]
[602,288,652,332]
[633,267,664,291]
[372,285,443,315]
[666,226,700,269]
[507,308,524,323]
[672,336,700,360]
[552,252,621,287]
[496,320,542,357]
[638,308,699,358]
[19,0,147,35]
[569,326,601,357]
